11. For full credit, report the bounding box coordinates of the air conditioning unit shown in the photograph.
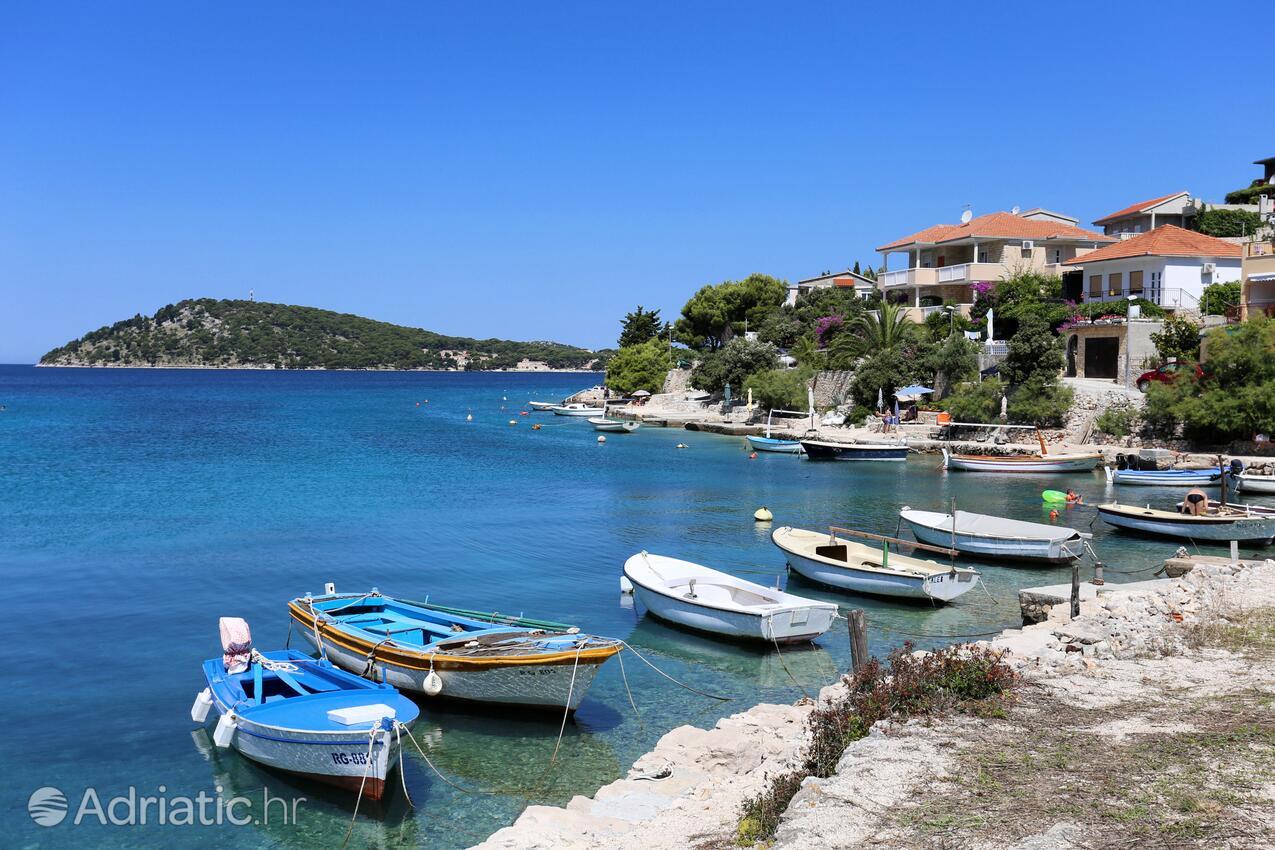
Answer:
[1021,240,1034,252]
[1202,262,1216,274]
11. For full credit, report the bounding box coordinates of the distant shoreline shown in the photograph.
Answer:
[33,362,602,373]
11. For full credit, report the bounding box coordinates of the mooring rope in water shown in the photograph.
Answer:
[765,616,815,701]
[393,722,413,807]
[395,720,497,797]
[616,647,643,729]
[339,727,381,849]
[547,647,583,769]
[618,640,733,701]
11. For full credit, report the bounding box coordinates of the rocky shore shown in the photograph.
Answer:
[471,557,1275,850]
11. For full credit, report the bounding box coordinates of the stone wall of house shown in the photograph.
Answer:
[811,370,854,408]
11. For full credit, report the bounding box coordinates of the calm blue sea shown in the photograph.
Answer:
[0,366,1254,849]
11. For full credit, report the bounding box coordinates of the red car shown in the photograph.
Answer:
[1136,361,1203,392]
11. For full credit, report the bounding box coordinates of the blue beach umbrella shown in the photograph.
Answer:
[895,385,934,398]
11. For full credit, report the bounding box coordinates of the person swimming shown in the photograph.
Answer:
[1065,489,1083,505]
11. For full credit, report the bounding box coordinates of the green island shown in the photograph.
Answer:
[38,298,608,371]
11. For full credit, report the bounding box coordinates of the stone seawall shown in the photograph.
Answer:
[469,558,1275,849]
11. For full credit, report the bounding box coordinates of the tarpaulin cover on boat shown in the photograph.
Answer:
[220,616,252,674]
[904,510,1080,542]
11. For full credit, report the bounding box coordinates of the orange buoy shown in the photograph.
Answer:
[532,423,542,431]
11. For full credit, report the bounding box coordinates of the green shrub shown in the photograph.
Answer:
[1095,404,1137,437]
[745,368,810,411]
[1192,205,1264,238]
[1008,377,1073,427]
[736,771,805,846]
[1200,281,1242,316]
[690,338,780,395]
[1224,184,1275,205]
[1151,315,1202,362]
[943,378,1004,424]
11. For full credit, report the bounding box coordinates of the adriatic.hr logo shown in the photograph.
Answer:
[28,786,69,826]
[26,784,304,827]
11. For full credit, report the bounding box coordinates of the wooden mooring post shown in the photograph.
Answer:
[848,609,869,673]
[1070,562,1081,619]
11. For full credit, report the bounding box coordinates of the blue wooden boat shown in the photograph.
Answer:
[746,435,803,454]
[192,641,419,800]
[1103,467,1222,486]
[288,587,622,711]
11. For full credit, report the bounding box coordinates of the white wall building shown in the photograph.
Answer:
[1063,225,1242,312]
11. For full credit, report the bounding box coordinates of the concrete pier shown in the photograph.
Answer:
[1018,578,1174,624]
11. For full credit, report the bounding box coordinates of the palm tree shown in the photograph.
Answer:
[853,300,914,351]
[789,334,827,371]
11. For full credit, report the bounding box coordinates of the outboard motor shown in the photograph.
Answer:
[1230,458,1245,476]
[1115,453,1128,470]
[220,616,252,674]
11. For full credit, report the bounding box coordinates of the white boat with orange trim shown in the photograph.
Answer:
[288,587,621,711]
[941,430,1101,473]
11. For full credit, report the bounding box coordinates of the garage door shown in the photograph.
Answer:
[1084,337,1119,379]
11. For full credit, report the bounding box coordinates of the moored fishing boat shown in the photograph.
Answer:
[942,448,1102,473]
[527,401,557,411]
[621,551,838,643]
[900,508,1088,563]
[551,403,605,417]
[589,417,640,433]
[288,587,622,711]
[1103,467,1221,486]
[800,439,909,461]
[1096,495,1275,544]
[191,618,419,800]
[746,435,803,453]
[1227,461,1275,494]
[771,526,979,601]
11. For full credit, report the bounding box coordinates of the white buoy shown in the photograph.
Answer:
[754,507,774,522]
[620,575,634,594]
[190,688,213,723]
[466,413,473,422]
[509,419,517,426]
[213,711,236,748]
[423,671,444,696]
[598,435,606,443]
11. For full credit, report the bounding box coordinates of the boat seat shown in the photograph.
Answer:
[361,615,458,640]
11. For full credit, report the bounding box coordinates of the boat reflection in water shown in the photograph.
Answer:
[623,617,841,692]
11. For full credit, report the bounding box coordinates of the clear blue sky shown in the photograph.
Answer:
[2,1,1270,362]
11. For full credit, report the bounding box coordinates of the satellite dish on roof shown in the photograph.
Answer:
[960,209,972,224]
[1011,206,1021,215]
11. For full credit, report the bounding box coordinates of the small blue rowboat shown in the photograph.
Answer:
[746,435,803,454]
[192,621,419,801]
[1103,467,1221,486]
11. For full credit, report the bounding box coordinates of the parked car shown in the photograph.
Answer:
[1136,361,1203,392]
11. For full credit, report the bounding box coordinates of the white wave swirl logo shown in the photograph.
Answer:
[28,786,68,827]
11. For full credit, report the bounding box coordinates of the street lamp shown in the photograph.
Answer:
[943,305,955,336]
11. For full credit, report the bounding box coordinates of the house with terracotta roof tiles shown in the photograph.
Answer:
[1062,224,1242,312]
[1092,192,1197,236]
[875,209,1113,321]
[784,269,876,306]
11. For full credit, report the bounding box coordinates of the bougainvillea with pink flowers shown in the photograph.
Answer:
[815,315,844,344]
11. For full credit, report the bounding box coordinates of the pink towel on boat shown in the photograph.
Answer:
[220,617,252,674]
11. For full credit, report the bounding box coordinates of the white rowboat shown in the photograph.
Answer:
[621,552,838,643]
[900,508,1088,563]
[1230,471,1275,495]
[589,417,640,433]
[771,526,979,602]
[1097,502,1275,544]
[527,401,557,411]
[1103,467,1221,486]
[942,448,1102,473]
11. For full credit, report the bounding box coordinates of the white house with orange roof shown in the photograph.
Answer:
[1062,224,1242,312]
[875,209,1114,320]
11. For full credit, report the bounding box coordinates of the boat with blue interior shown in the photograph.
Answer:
[191,617,419,800]
[288,586,622,711]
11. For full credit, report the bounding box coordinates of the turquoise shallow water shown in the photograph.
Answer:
[1,366,1263,848]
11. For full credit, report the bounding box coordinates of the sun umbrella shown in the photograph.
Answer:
[632,390,651,397]
[876,387,884,410]
[1000,395,1008,419]
[894,385,934,397]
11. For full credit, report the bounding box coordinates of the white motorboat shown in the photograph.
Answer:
[589,417,640,433]
[527,401,557,411]
[770,526,979,602]
[551,403,605,417]
[621,552,838,643]
[942,448,1102,473]
[900,508,1088,563]
[1227,461,1275,494]
[746,435,803,453]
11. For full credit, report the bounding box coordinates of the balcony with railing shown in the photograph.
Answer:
[1083,287,1199,311]
[879,267,938,289]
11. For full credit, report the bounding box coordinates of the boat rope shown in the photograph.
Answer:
[306,600,329,661]
[618,641,733,701]
[765,617,814,701]
[284,617,292,650]
[339,727,381,849]
[616,648,643,729]
[395,720,498,797]
[393,722,414,807]
[249,650,299,673]
[547,647,584,769]
[361,637,395,680]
